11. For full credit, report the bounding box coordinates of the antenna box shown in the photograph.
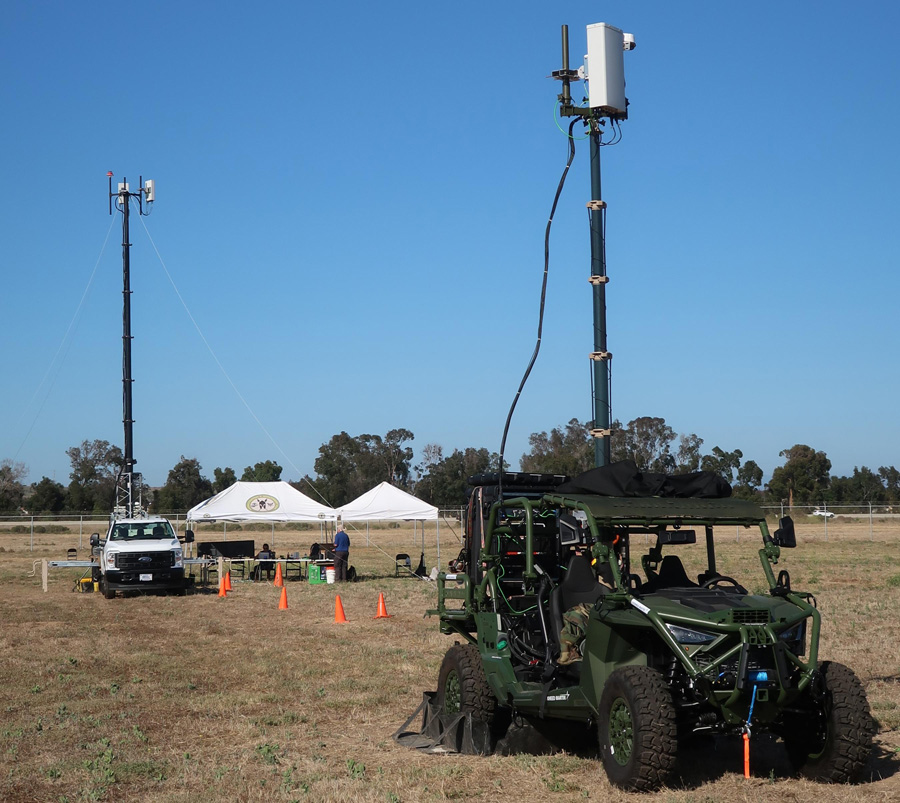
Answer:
[585,22,627,116]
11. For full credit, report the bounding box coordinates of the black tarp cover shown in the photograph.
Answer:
[554,460,732,499]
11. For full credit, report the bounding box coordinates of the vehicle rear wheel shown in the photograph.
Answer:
[436,643,496,724]
[598,666,677,791]
[100,577,116,600]
[783,661,874,782]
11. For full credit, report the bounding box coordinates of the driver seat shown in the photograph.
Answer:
[652,555,697,590]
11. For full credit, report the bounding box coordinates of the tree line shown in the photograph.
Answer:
[2,416,898,514]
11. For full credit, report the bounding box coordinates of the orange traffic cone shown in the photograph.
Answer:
[278,586,288,610]
[374,592,392,619]
[273,562,284,588]
[334,594,348,623]
[224,571,233,592]
[218,575,227,598]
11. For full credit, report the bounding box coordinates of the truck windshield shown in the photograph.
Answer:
[110,522,175,541]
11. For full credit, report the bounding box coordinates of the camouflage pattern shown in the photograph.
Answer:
[558,602,592,663]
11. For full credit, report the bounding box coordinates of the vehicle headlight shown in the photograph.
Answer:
[173,548,183,568]
[778,620,807,654]
[108,552,118,568]
[666,624,717,644]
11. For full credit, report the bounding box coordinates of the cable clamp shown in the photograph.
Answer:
[589,351,612,362]
[590,429,612,438]
[588,275,609,285]
[586,200,607,211]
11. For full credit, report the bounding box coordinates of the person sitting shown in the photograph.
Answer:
[557,540,621,665]
[255,543,275,581]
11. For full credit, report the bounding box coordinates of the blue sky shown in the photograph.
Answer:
[2,1,898,488]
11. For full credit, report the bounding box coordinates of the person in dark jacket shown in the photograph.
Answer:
[333,527,350,582]
[255,543,275,581]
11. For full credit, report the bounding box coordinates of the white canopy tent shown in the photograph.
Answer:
[337,482,440,573]
[337,482,438,522]
[187,481,336,525]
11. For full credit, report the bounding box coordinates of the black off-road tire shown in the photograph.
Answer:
[783,661,874,783]
[436,643,497,724]
[100,576,116,600]
[598,665,678,791]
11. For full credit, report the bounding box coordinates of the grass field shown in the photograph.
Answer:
[1,518,898,802]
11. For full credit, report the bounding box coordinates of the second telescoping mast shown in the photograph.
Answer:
[552,23,634,468]
[107,172,155,517]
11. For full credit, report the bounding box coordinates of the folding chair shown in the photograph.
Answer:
[395,553,412,577]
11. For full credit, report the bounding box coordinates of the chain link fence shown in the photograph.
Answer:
[1,503,894,557]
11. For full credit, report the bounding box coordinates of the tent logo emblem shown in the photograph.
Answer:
[246,495,280,513]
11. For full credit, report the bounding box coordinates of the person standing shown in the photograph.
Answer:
[333,526,350,582]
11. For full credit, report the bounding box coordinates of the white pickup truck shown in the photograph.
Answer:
[90,516,193,599]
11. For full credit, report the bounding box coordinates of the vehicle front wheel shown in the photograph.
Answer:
[436,643,496,724]
[783,661,874,783]
[100,577,116,600]
[598,665,677,791]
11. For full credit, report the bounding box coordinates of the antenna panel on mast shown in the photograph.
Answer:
[585,22,630,116]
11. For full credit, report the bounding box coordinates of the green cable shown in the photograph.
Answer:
[553,99,590,140]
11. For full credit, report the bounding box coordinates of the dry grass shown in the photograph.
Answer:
[0,519,898,802]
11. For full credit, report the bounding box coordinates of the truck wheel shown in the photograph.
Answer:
[598,666,677,791]
[436,643,496,724]
[100,577,116,600]
[783,661,874,782]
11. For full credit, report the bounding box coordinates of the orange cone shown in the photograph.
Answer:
[278,586,288,610]
[334,594,348,623]
[374,592,392,619]
[218,575,227,598]
[224,571,233,592]
[273,562,284,588]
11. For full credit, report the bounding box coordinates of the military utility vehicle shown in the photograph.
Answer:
[431,463,874,790]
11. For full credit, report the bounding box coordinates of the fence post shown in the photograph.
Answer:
[30,516,34,551]
[79,515,83,550]
[42,559,48,592]
[869,502,873,541]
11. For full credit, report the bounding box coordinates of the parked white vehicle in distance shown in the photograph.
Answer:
[90,516,193,598]
[812,509,835,518]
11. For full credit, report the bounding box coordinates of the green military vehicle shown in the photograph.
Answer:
[430,464,874,790]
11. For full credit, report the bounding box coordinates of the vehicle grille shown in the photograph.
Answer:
[729,609,770,625]
[115,552,173,571]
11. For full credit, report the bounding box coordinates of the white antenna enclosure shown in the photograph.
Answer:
[144,179,155,203]
[585,22,629,115]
